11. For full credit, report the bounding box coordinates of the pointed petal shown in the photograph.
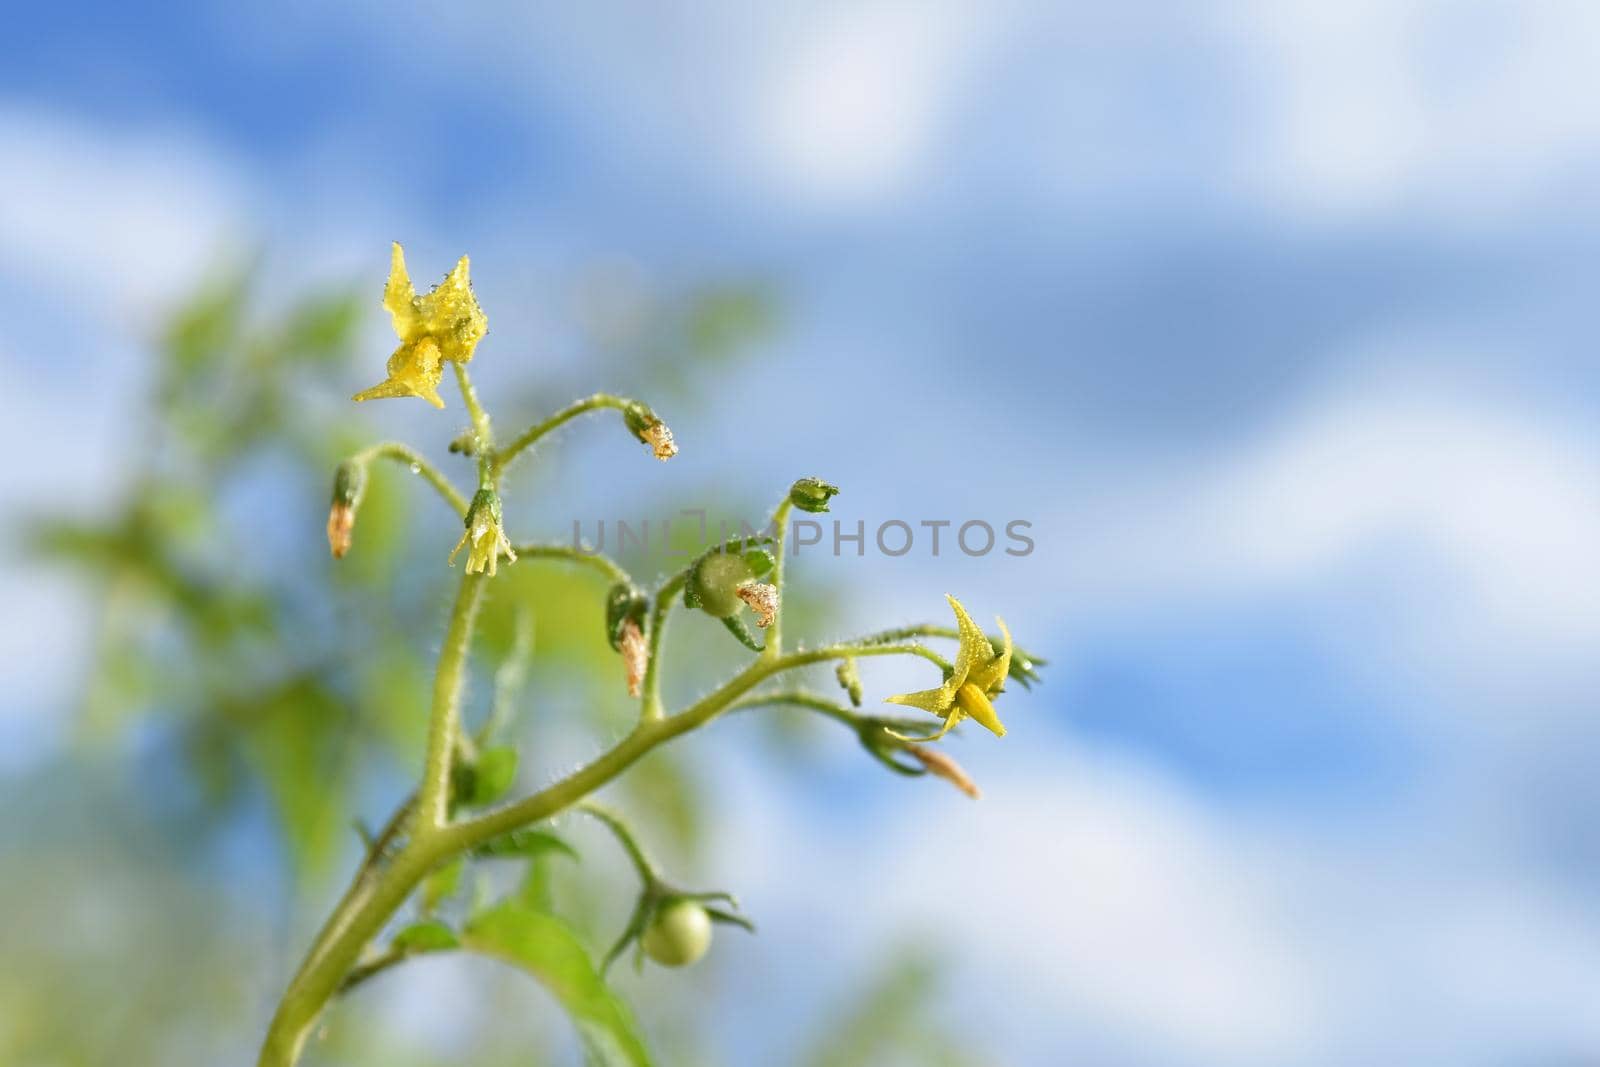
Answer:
[968,616,1014,694]
[416,254,488,363]
[945,594,992,686]
[884,687,951,716]
[383,242,420,338]
[352,375,445,408]
[955,683,1006,737]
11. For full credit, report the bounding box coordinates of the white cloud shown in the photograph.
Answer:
[0,105,253,322]
[1044,375,1600,710]
[751,1,1007,206]
[1224,0,1600,216]
[711,737,1600,1065]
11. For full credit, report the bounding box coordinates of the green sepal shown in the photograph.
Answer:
[621,400,662,441]
[721,614,765,653]
[605,582,649,651]
[332,459,367,507]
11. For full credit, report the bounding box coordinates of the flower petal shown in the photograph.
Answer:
[884,686,951,716]
[946,594,993,687]
[383,242,420,339]
[967,616,1013,695]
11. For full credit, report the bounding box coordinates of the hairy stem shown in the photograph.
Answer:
[418,573,488,830]
[762,499,794,658]
[258,632,938,1066]
[491,393,634,476]
[510,542,630,585]
[452,362,494,464]
[639,573,685,720]
[353,442,468,517]
[577,802,660,885]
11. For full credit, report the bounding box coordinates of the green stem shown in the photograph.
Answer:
[453,362,494,458]
[256,838,447,1067]
[353,442,468,517]
[726,689,860,727]
[639,573,685,720]
[762,499,794,658]
[257,635,937,1066]
[418,573,488,830]
[491,393,632,477]
[510,542,630,584]
[576,802,661,885]
[444,641,940,851]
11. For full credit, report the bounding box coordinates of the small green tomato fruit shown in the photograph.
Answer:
[641,900,713,967]
[687,552,752,619]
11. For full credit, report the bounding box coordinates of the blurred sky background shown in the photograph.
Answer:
[6,2,1600,1065]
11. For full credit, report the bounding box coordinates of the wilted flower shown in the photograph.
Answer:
[735,581,778,628]
[353,243,488,408]
[885,594,1012,741]
[449,490,516,576]
[327,504,355,559]
[619,619,648,698]
[909,746,981,799]
[642,422,677,461]
[622,400,677,461]
[326,460,366,559]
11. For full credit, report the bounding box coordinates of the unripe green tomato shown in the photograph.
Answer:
[689,553,750,619]
[641,900,713,967]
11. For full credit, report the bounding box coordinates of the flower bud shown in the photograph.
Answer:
[327,460,367,559]
[788,477,839,514]
[835,658,863,707]
[623,400,677,461]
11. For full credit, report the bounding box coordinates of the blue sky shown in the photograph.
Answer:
[6,2,1600,1064]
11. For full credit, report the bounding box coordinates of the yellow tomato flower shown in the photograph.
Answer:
[885,594,1012,741]
[353,242,488,408]
[449,490,517,577]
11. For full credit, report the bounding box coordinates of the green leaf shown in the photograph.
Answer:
[474,828,578,861]
[464,902,653,1067]
[422,857,464,916]
[392,919,461,953]
[467,746,518,806]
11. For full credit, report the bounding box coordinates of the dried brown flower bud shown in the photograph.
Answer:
[620,618,648,698]
[643,422,677,462]
[735,581,778,628]
[327,503,355,559]
[910,746,981,799]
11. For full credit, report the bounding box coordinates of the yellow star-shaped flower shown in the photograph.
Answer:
[448,490,517,577]
[885,594,1012,741]
[353,242,488,409]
